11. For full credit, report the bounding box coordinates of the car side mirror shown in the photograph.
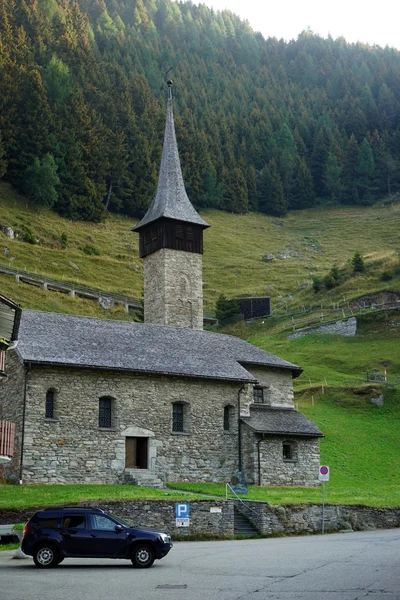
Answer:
[115,524,124,533]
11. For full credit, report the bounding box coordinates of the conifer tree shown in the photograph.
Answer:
[258,159,286,217]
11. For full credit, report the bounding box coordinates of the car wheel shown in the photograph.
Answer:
[131,544,155,568]
[33,544,59,568]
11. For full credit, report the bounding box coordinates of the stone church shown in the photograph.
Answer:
[0,83,322,487]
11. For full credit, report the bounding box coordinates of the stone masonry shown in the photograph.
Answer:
[2,355,240,484]
[143,248,203,330]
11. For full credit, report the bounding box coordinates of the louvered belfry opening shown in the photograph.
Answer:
[139,219,204,258]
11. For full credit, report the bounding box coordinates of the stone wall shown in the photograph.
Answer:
[143,248,203,330]
[0,351,26,480]
[241,426,320,486]
[288,317,357,339]
[11,365,243,484]
[247,366,295,407]
[1,500,399,538]
[234,501,400,535]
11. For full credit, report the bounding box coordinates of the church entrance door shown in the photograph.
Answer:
[125,437,148,469]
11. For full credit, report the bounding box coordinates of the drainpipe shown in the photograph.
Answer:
[19,363,30,484]
[237,383,245,472]
[257,436,264,486]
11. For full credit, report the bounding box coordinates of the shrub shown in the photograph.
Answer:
[312,276,323,293]
[352,251,365,273]
[380,271,393,281]
[60,232,68,249]
[323,274,336,290]
[21,226,37,244]
[83,244,100,256]
[215,294,241,324]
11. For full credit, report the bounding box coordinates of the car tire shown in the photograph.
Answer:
[33,544,60,569]
[131,543,155,568]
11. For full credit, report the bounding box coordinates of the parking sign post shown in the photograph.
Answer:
[318,466,330,534]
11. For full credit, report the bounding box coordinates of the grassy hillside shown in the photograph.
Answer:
[1,184,399,508]
[169,386,400,507]
[0,183,399,315]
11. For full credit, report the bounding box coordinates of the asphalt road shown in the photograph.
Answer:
[1,529,400,600]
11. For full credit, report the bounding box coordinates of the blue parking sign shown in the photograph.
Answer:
[175,503,190,519]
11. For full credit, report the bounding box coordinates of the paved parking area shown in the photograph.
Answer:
[1,529,400,600]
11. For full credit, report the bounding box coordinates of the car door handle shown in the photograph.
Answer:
[90,534,97,538]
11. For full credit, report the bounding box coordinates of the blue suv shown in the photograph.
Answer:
[21,506,173,569]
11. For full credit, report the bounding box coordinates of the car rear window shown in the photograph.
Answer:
[62,515,86,528]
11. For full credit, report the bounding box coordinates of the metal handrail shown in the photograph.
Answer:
[225,483,259,514]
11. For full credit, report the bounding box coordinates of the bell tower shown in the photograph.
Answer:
[133,81,209,330]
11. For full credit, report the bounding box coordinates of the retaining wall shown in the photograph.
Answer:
[1,500,399,537]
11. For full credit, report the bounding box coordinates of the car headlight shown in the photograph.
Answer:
[160,533,171,544]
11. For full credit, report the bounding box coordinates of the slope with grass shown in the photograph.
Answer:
[1,183,399,315]
[1,184,399,508]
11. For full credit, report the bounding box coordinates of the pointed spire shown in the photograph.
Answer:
[133,80,209,231]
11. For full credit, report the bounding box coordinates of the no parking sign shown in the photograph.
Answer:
[319,465,330,482]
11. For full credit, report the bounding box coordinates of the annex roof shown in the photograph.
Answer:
[242,405,323,437]
[133,86,209,232]
[16,310,302,383]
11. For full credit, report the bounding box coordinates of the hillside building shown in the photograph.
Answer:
[0,83,322,486]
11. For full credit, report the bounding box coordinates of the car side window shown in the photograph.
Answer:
[91,515,117,531]
[62,515,86,529]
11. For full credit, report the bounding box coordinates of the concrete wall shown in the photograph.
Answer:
[143,248,203,330]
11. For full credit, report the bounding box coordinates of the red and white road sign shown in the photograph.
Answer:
[319,465,330,481]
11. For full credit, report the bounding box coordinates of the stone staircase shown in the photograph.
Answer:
[233,506,259,537]
[124,469,164,489]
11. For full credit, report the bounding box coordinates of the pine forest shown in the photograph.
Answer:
[1,0,400,222]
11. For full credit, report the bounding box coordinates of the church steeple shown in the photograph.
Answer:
[133,80,209,331]
[133,80,208,240]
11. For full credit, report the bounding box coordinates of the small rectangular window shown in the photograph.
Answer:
[283,442,296,461]
[172,403,184,432]
[45,390,55,418]
[224,406,231,431]
[99,398,112,428]
[253,386,264,403]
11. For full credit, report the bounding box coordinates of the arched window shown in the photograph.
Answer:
[172,402,189,433]
[224,405,234,431]
[45,389,56,419]
[99,397,113,428]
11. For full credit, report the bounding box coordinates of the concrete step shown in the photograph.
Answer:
[124,469,164,489]
[233,507,259,537]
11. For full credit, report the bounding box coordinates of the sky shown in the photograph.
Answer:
[195,0,400,50]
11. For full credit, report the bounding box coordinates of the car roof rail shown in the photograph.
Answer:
[43,506,105,513]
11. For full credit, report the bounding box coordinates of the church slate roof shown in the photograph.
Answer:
[242,405,323,437]
[16,311,302,383]
[133,88,209,232]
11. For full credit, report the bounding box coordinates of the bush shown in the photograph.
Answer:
[60,232,68,249]
[83,244,100,256]
[352,251,365,273]
[21,226,37,244]
[323,274,336,290]
[312,276,323,293]
[380,271,393,281]
[215,294,241,324]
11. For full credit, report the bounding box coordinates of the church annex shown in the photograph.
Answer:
[0,83,322,487]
